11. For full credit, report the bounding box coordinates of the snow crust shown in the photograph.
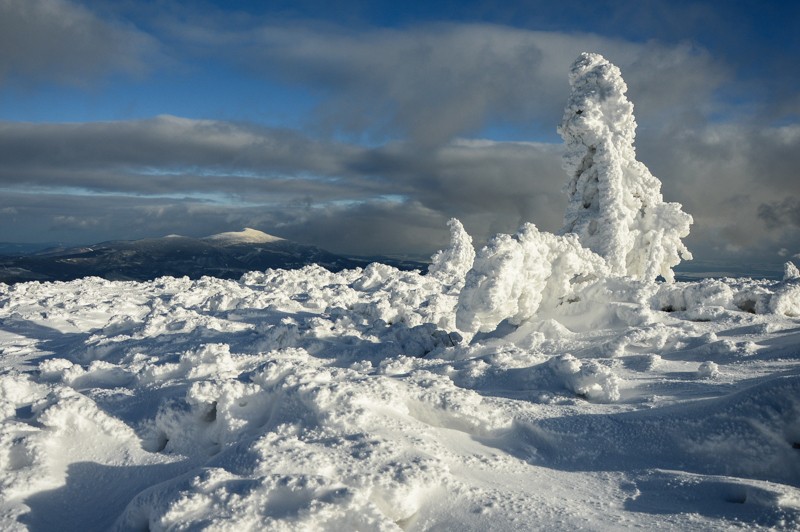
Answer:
[1,55,799,530]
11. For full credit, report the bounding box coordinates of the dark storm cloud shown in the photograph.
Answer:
[0,118,563,202]
[758,199,800,230]
[165,21,726,146]
[0,117,368,194]
[0,0,159,86]
[349,140,565,233]
[274,199,453,257]
[637,123,800,258]
[3,115,798,260]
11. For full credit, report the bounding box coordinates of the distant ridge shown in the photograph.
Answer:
[0,230,425,284]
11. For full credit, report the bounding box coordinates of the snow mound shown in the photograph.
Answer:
[203,227,284,245]
[116,470,392,531]
[549,354,620,402]
[558,52,693,282]
[654,275,800,317]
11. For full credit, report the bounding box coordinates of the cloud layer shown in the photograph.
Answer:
[0,0,158,86]
[0,115,566,255]
[181,21,727,147]
[2,114,798,262]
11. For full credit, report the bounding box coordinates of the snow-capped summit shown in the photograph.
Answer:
[202,228,284,245]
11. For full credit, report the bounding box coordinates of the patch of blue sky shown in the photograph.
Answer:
[133,167,263,179]
[0,60,321,131]
[0,185,233,204]
[471,122,562,144]
[377,194,408,203]
[321,194,407,209]
[0,185,104,197]
[132,167,347,184]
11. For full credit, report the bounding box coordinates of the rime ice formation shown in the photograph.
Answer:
[558,52,693,282]
[456,223,607,334]
[772,262,800,316]
[784,261,800,281]
[428,218,475,291]
[455,53,699,335]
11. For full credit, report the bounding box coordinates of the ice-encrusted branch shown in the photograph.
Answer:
[558,52,693,282]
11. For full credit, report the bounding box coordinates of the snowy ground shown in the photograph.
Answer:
[1,258,799,531]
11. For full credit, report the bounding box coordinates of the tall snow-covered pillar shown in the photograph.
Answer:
[558,52,693,282]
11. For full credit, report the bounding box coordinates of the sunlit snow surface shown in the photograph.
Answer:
[1,260,799,530]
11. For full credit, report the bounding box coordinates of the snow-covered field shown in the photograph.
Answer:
[1,253,799,530]
[1,53,799,530]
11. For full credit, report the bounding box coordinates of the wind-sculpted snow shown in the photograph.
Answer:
[558,53,693,282]
[1,258,800,530]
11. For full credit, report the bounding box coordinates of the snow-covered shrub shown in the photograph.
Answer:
[697,361,720,379]
[558,52,693,282]
[548,354,620,402]
[770,280,800,317]
[456,223,607,334]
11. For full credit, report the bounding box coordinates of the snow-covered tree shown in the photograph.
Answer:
[558,52,693,282]
[428,218,475,292]
[784,261,800,281]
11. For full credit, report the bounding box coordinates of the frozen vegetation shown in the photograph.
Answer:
[558,53,693,282]
[1,54,799,530]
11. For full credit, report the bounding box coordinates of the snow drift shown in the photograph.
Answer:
[2,257,799,530]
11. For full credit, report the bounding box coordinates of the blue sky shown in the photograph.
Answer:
[0,0,798,265]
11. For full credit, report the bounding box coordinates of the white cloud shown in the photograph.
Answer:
[0,0,159,86]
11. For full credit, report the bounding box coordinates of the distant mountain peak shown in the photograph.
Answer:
[202,228,284,245]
